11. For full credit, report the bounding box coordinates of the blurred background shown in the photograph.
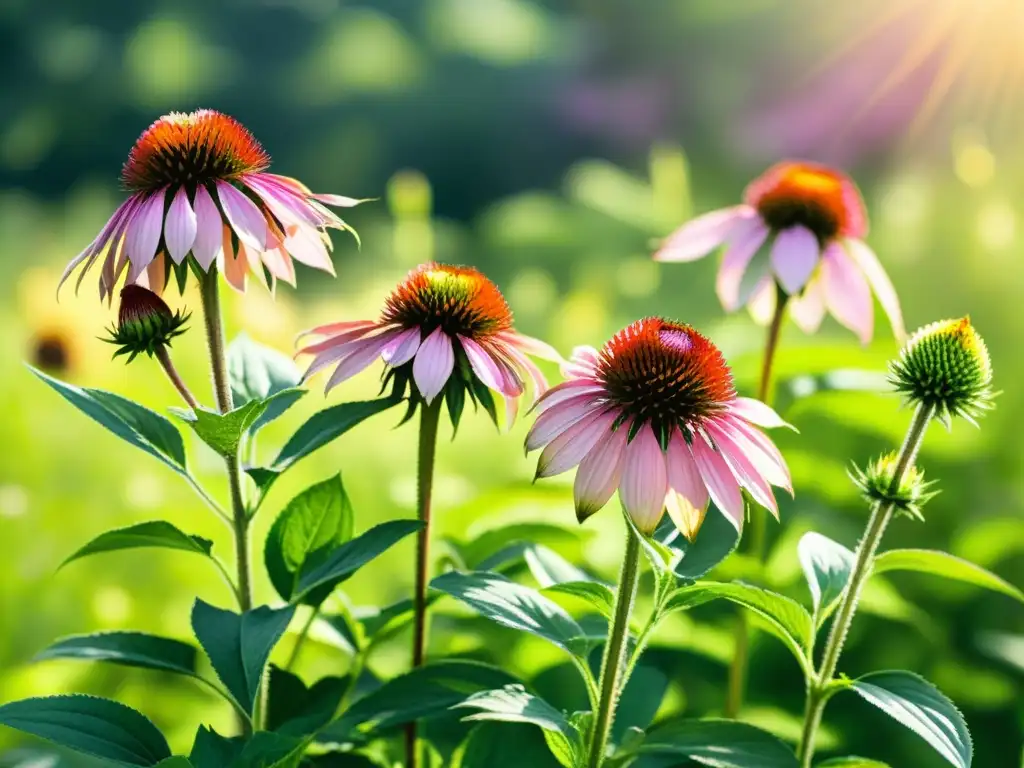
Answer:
[1,0,1023,765]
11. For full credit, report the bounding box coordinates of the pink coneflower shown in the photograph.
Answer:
[299,263,559,422]
[527,318,791,539]
[654,161,904,344]
[59,109,365,299]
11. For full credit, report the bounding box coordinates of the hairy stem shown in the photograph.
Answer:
[155,346,198,409]
[405,399,442,768]
[796,403,934,767]
[586,522,642,768]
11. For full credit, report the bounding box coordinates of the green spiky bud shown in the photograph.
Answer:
[888,317,993,425]
[104,285,190,362]
[850,451,937,521]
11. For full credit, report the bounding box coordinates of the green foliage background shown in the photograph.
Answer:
[0,0,1022,765]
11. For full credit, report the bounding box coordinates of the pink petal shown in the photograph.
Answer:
[716,217,770,311]
[789,275,826,334]
[164,187,197,264]
[246,176,324,228]
[536,409,616,478]
[220,225,247,293]
[382,326,421,366]
[574,423,628,522]
[844,238,905,342]
[770,225,820,295]
[125,189,168,282]
[497,331,564,363]
[299,324,380,358]
[284,225,335,274]
[654,205,755,263]
[216,181,268,252]
[312,193,370,208]
[497,341,548,402]
[618,425,669,534]
[729,397,790,430]
[664,434,710,541]
[532,379,605,415]
[59,197,138,295]
[412,327,455,403]
[191,185,224,270]
[821,241,873,344]
[302,328,390,380]
[239,242,269,290]
[723,416,792,493]
[526,393,604,452]
[143,251,167,295]
[324,334,394,393]
[460,335,513,395]
[747,276,777,326]
[691,433,745,530]
[483,344,527,397]
[706,420,778,518]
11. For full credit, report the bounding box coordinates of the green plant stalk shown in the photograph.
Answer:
[405,398,443,768]
[796,402,934,767]
[199,268,255,735]
[725,285,788,718]
[155,345,199,409]
[586,522,642,768]
[285,607,320,671]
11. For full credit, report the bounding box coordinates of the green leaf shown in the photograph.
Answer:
[0,695,172,766]
[454,723,562,768]
[797,532,855,624]
[175,400,270,458]
[293,520,423,603]
[645,512,741,581]
[872,549,1024,603]
[228,333,303,431]
[431,571,587,654]
[189,727,302,768]
[190,600,297,714]
[266,665,346,737]
[61,521,213,569]
[455,685,579,768]
[189,727,241,768]
[35,631,198,677]
[541,581,616,621]
[637,718,799,767]
[31,367,187,475]
[848,671,972,768]
[523,545,593,587]
[664,581,813,669]
[265,475,355,605]
[454,521,585,571]
[324,660,518,741]
[818,759,892,767]
[613,659,670,743]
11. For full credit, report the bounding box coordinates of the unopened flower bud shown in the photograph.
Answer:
[850,452,937,521]
[105,285,189,362]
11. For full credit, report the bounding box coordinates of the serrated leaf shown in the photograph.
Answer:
[265,475,354,605]
[523,545,594,587]
[797,532,855,624]
[848,671,972,768]
[189,726,302,768]
[190,600,297,714]
[175,400,269,458]
[61,521,213,569]
[431,571,587,655]
[31,367,187,475]
[0,695,172,766]
[872,549,1024,603]
[35,632,198,677]
[541,581,616,621]
[637,718,799,767]
[293,520,422,603]
[228,333,303,427]
[266,665,346,737]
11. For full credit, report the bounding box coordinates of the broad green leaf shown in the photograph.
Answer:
[0,695,172,766]
[431,571,587,654]
[228,333,304,432]
[0,749,68,767]
[454,723,562,768]
[35,632,198,677]
[638,718,799,767]
[174,399,269,458]
[189,726,241,768]
[872,549,1024,603]
[266,665,346,737]
[154,760,192,768]
[189,726,302,768]
[265,475,355,605]
[848,671,972,768]
[272,398,400,473]
[797,532,855,624]
[818,759,892,767]
[32,367,187,475]
[303,753,388,766]
[455,521,585,571]
[190,600,297,714]
[646,512,741,581]
[613,660,670,743]
[61,521,213,569]
[293,520,423,603]
[325,660,518,741]
[455,685,578,768]
[541,581,615,621]
[664,581,813,667]
[523,545,593,587]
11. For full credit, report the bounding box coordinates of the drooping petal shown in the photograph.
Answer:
[260,247,296,286]
[706,420,778,518]
[216,181,268,252]
[284,225,335,274]
[716,217,770,311]
[324,334,396,393]
[312,193,370,208]
[59,196,139,295]
[536,409,616,478]
[789,275,826,334]
[723,415,792,493]
[191,185,224,270]
[574,423,629,522]
[664,434,710,541]
[460,335,515,396]
[691,433,745,530]
[498,341,548,402]
[164,186,197,264]
[125,189,168,282]
[618,425,669,534]
[844,238,905,342]
[654,205,755,263]
[526,393,605,452]
[381,326,422,366]
[143,252,167,295]
[246,176,324,229]
[770,225,820,294]
[821,241,873,344]
[532,379,606,415]
[497,331,564,363]
[220,225,248,293]
[729,397,791,430]
[412,327,455,403]
[747,275,777,326]
[302,328,389,380]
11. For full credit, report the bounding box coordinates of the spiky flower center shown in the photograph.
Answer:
[121,110,270,192]
[745,161,866,243]
[381,263,513,339]
[598,318,735,444]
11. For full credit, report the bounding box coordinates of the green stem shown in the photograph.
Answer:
[286,608,320,671]
[405,399,443,768]
[726,286,788,718]
[155,345,199,409]
[586,521,642,768]
[796,403,934,767]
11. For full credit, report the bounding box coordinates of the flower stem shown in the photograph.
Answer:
[405,398,443,768]
[725,285,788,717]
[796,402,934,767]
[155,346,198,409]
[586,521,642,768]
[199,269,254,736]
